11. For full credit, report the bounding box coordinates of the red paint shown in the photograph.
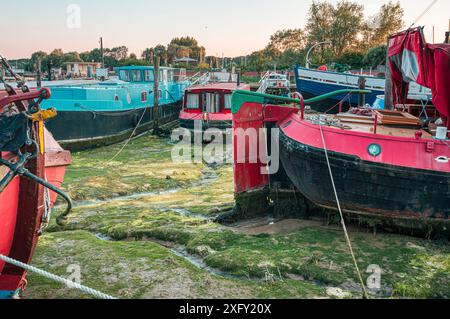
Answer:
[233,101,450,195]
[0,90,71,295]
[233,102,298,194]
[180,82,251,130]
[279,114,450,172]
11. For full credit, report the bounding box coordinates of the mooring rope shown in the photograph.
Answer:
[318,123,369,299]
[0,254,116,299]
[105,107,148,164]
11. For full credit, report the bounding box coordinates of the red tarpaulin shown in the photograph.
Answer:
[388,27,450,128]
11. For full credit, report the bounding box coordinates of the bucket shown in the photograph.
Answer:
[435,126,448,140]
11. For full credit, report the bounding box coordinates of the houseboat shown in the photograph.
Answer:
[179,81,251,133]
[0,86,72,298]
[228,28,450,237]
[294,65,431,111]
[40,66,189,150]
[257,71,291,96]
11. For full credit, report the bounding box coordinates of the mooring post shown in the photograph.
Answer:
[384,38,394,110]
[36,58,42,88]
[153,55,160,132]
[358,76,366,107]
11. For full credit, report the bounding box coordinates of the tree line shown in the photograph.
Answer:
[14,37,207,72]
[244,0,404,71]
[10,1,404,73]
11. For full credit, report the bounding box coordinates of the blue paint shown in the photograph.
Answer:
[0,290,17,299]
[41,66,189,112]
[294,65,384,106]
[372,95,385,110]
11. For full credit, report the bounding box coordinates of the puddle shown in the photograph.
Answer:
[170,247,245,281]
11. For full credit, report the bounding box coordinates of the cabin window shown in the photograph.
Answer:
[144,70,154,82]
[224,94,232,109]
[131,70,142,82]
[141,91,148,102]
[186,94,199,109]
[204,93,221,113]
[119,70,130,82]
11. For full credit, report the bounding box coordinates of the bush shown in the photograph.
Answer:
[363,45,387,68]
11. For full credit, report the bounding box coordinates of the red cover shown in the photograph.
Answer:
[388,27,450,128]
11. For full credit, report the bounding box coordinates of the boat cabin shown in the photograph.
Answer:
[115,66,183,84]
[183,82,250,114]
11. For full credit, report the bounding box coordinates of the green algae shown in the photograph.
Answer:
[27,134,450,299]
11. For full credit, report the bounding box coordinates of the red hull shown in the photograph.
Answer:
[0,84,71,297]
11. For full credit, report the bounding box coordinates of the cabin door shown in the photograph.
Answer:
[203,93,220,113]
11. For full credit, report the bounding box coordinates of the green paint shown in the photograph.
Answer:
[231,89,373,114]
[26,134,450,299]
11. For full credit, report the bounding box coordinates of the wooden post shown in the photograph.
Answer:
[384,38,394,110]
[358,76,366,107]
[36,58,42,88]
[100,37,105,68]
[153,55,160,132]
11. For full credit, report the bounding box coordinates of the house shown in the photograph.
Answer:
[64,62,102,78]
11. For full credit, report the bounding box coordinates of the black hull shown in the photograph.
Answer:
[279,130,450,221]
[45,103,181,150]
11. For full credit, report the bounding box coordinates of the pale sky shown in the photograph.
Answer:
[2,0,449,59]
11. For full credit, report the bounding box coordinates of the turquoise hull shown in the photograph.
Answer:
[39,66,190,150]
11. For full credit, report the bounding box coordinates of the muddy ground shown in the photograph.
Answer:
[25,133,450,299]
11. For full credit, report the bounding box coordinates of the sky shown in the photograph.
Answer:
[2,0,449,59]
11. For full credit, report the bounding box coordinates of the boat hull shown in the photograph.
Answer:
[297,78,383,111]
[45,103,181,150]
[279,130,450,221]
[0,130,71,299]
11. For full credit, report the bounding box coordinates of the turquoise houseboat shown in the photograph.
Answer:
[41,66,189,150]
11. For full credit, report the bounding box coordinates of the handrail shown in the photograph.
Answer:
[231,89,372,114]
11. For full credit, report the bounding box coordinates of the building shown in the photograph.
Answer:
[64,62,102,78]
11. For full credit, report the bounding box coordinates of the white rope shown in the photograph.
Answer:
[318,123,369,299]
[0,254,116,299]
[106,107,148,164]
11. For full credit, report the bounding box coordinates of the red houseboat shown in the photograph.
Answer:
[227,28,450,237]
[0,85,72,299]
[179,82,251,133]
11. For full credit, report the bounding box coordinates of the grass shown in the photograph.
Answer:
[26,133,450,299]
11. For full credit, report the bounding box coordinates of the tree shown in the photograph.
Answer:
[336,51,365,69]
[307,1,364,57]
[268,29,307,52]
[306,1,334,45]
[62,52,83,64]
[47,49,65,68]
[363,44,387,68]
[29,51,48,71]
[167,37,203,64]
[362,1,404,49]
[330,1,364,56]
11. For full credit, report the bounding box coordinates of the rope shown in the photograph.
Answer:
[409,0,439,28]
[0,254,116,299]
[318,123,369,299]
[106,107,148,164]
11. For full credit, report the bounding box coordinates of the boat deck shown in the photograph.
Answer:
[306,113,433,139]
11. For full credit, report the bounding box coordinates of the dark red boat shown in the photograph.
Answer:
[179,82,251,133]
[228,28,450,237]
[0,83,72,298]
